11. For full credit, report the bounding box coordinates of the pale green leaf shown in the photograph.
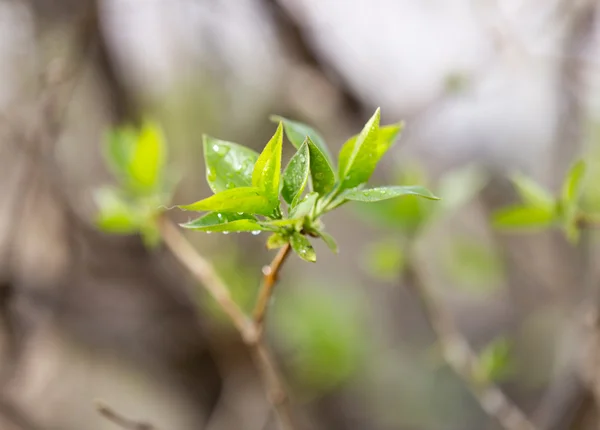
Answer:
[317,230,338,254]
[180,212,266,233]
[289,192,319,219]
[290,233,317,262]
[94,187,139,234]
[282,141,310,206]
[178,187,275,216]
[103,126,136,177]
[252,122,283,200]
[511,173,554,209]
[203,135,258,193]
[343,185,439,202]
[561,160,587,205]
[129,120,166,190]
[307,137,336,195]
[492,205,555,230]
[267,233,289,250]
[271,115,334,168]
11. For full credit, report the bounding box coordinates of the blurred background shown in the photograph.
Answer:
[0,0,600,429]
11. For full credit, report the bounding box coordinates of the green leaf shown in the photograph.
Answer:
[492,205,555,230]
[252,122,284,200]
[180,212,266,233]
[307,137,336,195]
[203,135,258,193]
[267,233,289,250]
[282,141,310,206]
[94,187,139,234]
[271,115,334,168]
[474,338,514,384]
[178,187,276,216]
[362,239,405,281]
[290,233,317,262]
[561,160,587,205]
[316,230,338,254]
[129,120,166,190]
[343,185,439,202]
[511,173,554,209]
[289,192,319,219]
[103,126,137,177]
[437,165,488,213]
[338,108,403,190]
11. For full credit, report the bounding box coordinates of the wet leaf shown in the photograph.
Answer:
[289,192,319,219]
[203,135,258,193]
[343,186,439,202]
[180,212,267,233]
[307,137,336,195]
[267,232,290,250]
[282,141,310,206]
[178,187,276,216]
[290,233,316,262]
[252,122,283,201]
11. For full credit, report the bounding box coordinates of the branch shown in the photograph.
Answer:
[157,215,297,430]
[96,402,155,430]
[404,254,538,430]
[253,244,292,329]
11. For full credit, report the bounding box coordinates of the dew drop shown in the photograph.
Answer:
[262,266,273,276]
[251,230,261,236]
[217,213,223,219]
[206,231,212,235]
[212,144,219,152]
[222,231,230,235]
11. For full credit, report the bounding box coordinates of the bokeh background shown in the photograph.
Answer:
[1,0,600,429]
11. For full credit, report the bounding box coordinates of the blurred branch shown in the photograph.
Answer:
[157,216,297,430]
[404,253,538,430]
[253,243,292,330]
[96,402,156,430]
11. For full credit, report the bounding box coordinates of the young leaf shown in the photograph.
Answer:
[290,233,317,262]
[338,108,381,189]
[203,136,259,193]
[338,109,403,190]
[103,126,136,177]
[492,205,555,230]
[94,187,139,234]
[178,187,275,216]
[511,173,554,210]
[561,160,587,205]
[271,115,334,168]
[316,230,338,254]
[180,212,264,233]
[252,122,283,200]
[129,120,166,190]
[267,232,290,250]
[282,141,310,206]
[307,137,335,195]
[289,192,319,219]
[343,185,439,202]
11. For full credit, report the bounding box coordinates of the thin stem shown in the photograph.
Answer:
[404,253,538,430]
[157,215,297,430]
[253,244,292,329]
[96,402,156,430]
[157,216,257,342]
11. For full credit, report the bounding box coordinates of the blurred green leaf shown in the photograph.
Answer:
[561,160,586,205]
[94,187,139,234]
[272,115,334,169]
[290,233,316,262]
[273,286,366,392]
[492,205,555,230]
[203,135,258,193]
[511,173,554,210]
[129,120,166,191]
[103,126,137,178]
[343,186,439,202]
[474,337,514,384]
[252,122,284,201]
[282,141,310,206]
[307,137,336,195]
[442,238,503,293]
[178,187,275,216]
[338,109,403,190]
[180,212,269,233]
[362,239,405,281]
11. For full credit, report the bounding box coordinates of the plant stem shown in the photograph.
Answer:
[157,216,297,430]
[404,253,538,430]
[253,243,292,330]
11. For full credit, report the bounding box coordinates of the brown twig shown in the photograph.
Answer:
[253,244,292,329]
[404,253,538,430]
[157,216,296,430]
[96,402,155,430]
